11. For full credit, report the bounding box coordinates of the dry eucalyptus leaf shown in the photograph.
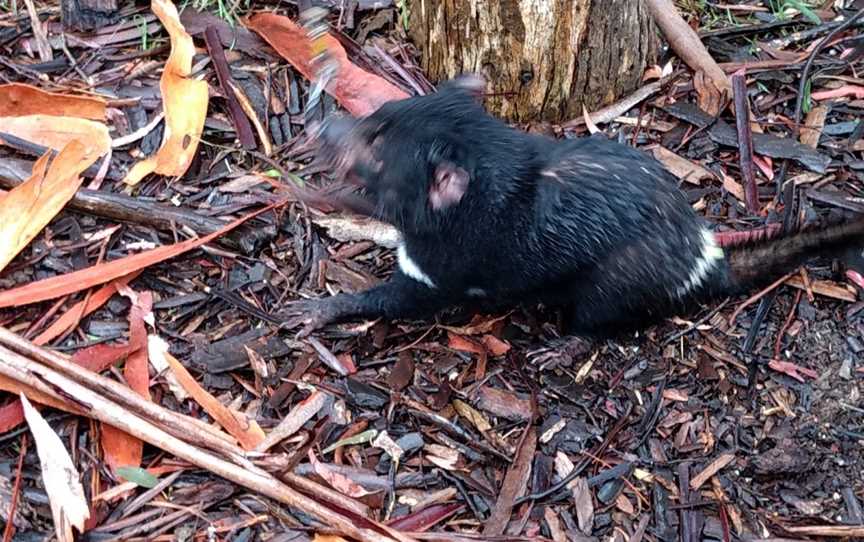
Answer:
[20,394,90,542]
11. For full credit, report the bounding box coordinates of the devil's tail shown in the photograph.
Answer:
[722,216,864,292]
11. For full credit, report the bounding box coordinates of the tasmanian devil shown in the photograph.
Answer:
[282,74,864,339]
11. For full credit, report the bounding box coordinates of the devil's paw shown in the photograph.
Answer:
[278,297,349,338]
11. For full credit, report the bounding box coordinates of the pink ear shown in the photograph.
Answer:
[429,163,470,210]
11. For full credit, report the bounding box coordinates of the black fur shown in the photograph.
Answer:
[282,76,864,338]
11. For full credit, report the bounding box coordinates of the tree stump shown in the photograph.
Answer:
[407,0,658,123]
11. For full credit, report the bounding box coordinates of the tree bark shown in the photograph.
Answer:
[407,0,658,123]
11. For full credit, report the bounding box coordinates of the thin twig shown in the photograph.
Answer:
[731,69,759,214]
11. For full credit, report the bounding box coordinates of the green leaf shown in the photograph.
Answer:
[782,0,822,24]
[115,466,160,488]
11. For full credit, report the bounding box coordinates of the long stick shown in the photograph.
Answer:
[645,0,731,96]
[0,337,413,542]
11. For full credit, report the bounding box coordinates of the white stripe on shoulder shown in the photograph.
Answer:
[676,227,725,297]
[397,244,436,288]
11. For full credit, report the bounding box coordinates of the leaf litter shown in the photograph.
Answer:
[0,1,863,541]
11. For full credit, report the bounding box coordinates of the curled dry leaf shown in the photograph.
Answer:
[721,171,746,202]
[124,0,208,186]
[555,451,593,534]
[245,12,408,117]
[446,332,485,355]
[20,394,90,542]
[423,444,463,471]
[768,359,819,383]
[386,503,464,532]
[387,351,414,392]
[312,215,402,249]
[0,83,106,119]
[0,115,110,164]
[0,83,109,164]
[582,106,601,134]
[372,430,404,464]
[473,386,532,422]
[0,141,94,274]
[615,493,635,515]
[800,105,828,149]
[0,402,26,433]
[439,313,510,336]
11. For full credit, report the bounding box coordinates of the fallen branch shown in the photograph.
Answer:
[645,0,731,106]
[0,327,416,542]
[563,74,676,129]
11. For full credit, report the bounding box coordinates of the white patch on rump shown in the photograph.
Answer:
[397,244,436,288]
[466,288,486,297]
[676,228,725,297]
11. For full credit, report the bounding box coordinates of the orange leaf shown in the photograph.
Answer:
[162,349,265,450]
[71,343,132,373]
[0,141,94,274]
[245,12,408,117]
[123,0,208,186]
[33,271,143,345]
[0,205,272,308]
[481,335,511,357]
[440,313,510,336]
[100,424,144,474]
[447,332,485,355]
[0,115,110,163]
[120,288,153,399]
[101,288,151,473]
[0,83,106,120]
[0,400,25,433]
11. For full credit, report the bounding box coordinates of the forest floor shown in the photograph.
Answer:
[0,1,863,541]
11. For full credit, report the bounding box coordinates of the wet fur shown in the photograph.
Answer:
[286,77,864,338]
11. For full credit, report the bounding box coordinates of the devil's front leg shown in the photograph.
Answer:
[279,272,450,337]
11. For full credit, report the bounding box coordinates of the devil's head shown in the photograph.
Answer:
[312,75,487,234]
